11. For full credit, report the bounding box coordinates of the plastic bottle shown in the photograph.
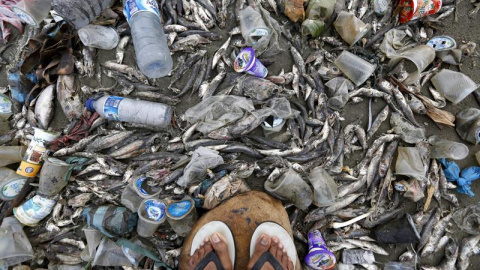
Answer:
[123,0,173,78]
[239,6,271,50]
[86,95,172,129]
[52,0,114,29]
[78,25,119,50]
[429,136,469,160]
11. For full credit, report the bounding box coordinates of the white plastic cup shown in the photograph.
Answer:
[388,45,436,85]
[429,136,469,160]
[12,0,52,27]
[136,199,166,237]
[78,25,119,50]
[431,69,479,104]
[334,51,376,86]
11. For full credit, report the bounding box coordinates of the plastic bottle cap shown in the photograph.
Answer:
[85,98,95,111]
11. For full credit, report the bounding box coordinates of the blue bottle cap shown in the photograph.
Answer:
[85,98,95,111]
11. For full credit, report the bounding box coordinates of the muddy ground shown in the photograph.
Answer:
[0,0,479,269]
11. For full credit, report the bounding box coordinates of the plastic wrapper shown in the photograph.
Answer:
[431,69,479,104]
[264,168,313,210]
[390,112,425,143]
[379,29,411,58]
[0,217,33,267]
[325,77,354,110]
[388,45,435,85]
[308,167,338,207]
[456,108,480,144]
[203,175,250,209]
[452,202,480,235]
[82,206,138,237]
[333,11,371,46]
[183,95,254,134]
[177,147,224,188]
[395,147,427,181]
[440,158,480,197]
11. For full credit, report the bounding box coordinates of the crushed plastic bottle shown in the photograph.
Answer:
[123,0,173,78]
[86,95,173,129]
[52,0,114,29]
[239,6,271,51]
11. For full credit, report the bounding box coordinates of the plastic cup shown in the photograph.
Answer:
[398,0,442,23]
[17,128,60,177]
[133,177,161,198]
[137,199,166,237]
[121,237,146,266]
[0,146,26,167]
[13,195,56,226]
[38,157,73,196]
[0,217,34,267]
[333,11,371,46]
[82,226,104,261]
[264,168,313,211]
[431,69,479,104]
[334,51,376,86]
[388,45,436,85]
[429,136,469,160]
[165,196,197,237]
[304,230,336,269]
[234,47,268,78]
[12,0,52,27]
[373,214,421,244]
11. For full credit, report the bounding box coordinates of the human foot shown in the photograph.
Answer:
[247,234,294,270]
[189,232,233,270]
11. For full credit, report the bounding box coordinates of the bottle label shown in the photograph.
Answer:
[103,96,124,121]
[0,96,12,114]
[124,0,160,23]
[250,28,269,37]
[16,195,56,224]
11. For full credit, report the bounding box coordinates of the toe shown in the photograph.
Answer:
[281,248,289,269]
[276,243,284,259]
[198,242,206,259]
[269,236,279,257]
[210,233,233,270]
[247,234,271,270]
[288,258,294,270]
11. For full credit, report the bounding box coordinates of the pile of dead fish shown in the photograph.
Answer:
[1,0,480,269]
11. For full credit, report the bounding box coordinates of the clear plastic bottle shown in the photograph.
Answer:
[86,95,172,128]
[123,0,173,78]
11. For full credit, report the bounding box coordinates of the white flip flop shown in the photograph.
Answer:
[249,222,297,269]
[190,221,235,269]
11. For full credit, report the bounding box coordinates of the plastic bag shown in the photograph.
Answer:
[440,158,480,197]
[177,147,224,187]
[203,175,250,209]
[452,202,480,235]
[391,112,425,143]
[183,95,254,134]
[82,206,138,237]
[395,147,427,181]
[325,77,354,110]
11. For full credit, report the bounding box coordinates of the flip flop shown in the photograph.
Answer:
[190,221,235,270]
[249,222,297,270]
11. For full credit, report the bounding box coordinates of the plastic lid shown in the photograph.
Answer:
[85,98,95,111]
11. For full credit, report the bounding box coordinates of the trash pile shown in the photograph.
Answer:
[0,0,479,269]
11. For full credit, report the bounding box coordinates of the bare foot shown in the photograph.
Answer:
[247,234,294,270]
[189,232,233,270]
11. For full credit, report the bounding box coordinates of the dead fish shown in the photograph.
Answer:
[290,46,306,75]
[171,34,211,52]
[200,61,226,100]
[82,47,95,78]
[422,213,453,257]
[53,134,99,156]
[116,35,130,64]
[164,24,188,33]
[35,84,55,129]
[422,238,458,270]
[212,37,231,69]
[68,193,93,207]
[86,131,135,152]
[102,61,148,84]
[304,193,362,223]
[457,235,480,270]
[367,105,390,140]
[344,239,389,255]
[407,94,427,114]
[56,75,83,121]
[418,208,441,252]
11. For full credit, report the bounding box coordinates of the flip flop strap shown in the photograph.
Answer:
[194,251,226,270]
[251,251,284,270]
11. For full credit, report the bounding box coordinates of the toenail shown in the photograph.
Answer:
[279,243,283,249]
[212,233,220,243]
[273,238,278,243]
[261,236,269,245]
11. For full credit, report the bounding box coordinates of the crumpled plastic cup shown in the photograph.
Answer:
[0,217,33,267]
[136,199,166,238]
[431,69,479,104]
[334,11,371,46]
[334,51,376,86]
[264,168,313,210]
[389,45,436,85]
[325,77,354,110]
[81,226,104,262]
[456,108,480,144]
